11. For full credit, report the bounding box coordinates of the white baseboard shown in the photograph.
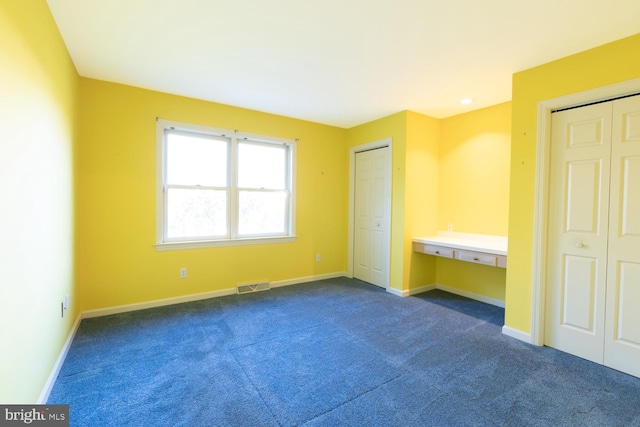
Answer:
[407,284,437,296]
[434,284,505,308]
[82,287,237,318]
[387,284,437,297]
[37,314,82,404]
[386,287,404,297]
[271,271,347,288]
[82,271,348,319]
[501,325,532,343]
[397,282,505,308]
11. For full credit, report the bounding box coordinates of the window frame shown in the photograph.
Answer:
[155,119,296,251]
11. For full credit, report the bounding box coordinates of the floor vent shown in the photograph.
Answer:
[237,282,270,294]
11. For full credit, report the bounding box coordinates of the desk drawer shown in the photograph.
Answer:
[413,242,454,259]
[456,249,498,267]
[413,238,507,268]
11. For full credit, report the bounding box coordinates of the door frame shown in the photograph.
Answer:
[530,78,640,346]
[348,138,392,290]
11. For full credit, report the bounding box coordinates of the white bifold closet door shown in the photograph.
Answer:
[353,147,390,288]
[545,95,640,378]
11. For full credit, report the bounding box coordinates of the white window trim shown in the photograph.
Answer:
[155,118,296,251]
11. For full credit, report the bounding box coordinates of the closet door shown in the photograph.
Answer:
[604,95,640,377]
[353,147,390,288]
[544,102,612,364]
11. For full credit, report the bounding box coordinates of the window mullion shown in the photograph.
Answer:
[229,136,238,239]
[285,145,292,235]
[162,131,169,242]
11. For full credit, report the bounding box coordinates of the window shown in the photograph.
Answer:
[156,119,296,250]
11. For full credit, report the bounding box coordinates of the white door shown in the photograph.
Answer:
[546,95,640,377]
[545,102,612,363]
[604,96,640,377]
[354,147,390,288]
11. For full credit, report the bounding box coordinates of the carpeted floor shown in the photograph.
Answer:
[48,277,640,426]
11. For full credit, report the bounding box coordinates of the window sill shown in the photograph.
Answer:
[155,236,296,251]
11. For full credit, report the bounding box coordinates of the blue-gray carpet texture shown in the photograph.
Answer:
[48,277,640,426]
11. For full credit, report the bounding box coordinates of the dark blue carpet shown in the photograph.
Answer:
[48,277,640,426]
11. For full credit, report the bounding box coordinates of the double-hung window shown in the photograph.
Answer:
[156,119,296,250]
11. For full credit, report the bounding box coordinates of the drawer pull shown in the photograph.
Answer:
[417,244,454,259]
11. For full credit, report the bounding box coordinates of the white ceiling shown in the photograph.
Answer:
[46,0,640,128]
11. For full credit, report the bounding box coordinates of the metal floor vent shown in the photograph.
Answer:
[237,281,270,294]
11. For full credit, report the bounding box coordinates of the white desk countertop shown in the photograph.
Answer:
[413,232,508,256]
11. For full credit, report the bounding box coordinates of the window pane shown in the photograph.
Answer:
[167,188,227,238]
[238,190,287,235]
[238,142,286,189]
[167,132,227,186]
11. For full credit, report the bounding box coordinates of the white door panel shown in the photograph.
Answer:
[604,95,640,377]
[565,160,603,233]
[545,102,611,364]
[561,255,598,332]
[613,262,640,345]
[354,155,372,281]
[604,261,640,377]
[370,152,388,286]
[620,157,640,236]
[567,117,606,148]
[354,147,390,288]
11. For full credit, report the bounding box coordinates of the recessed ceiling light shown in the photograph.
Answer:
[460,98,473,105]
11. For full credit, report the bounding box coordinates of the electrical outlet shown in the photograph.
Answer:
[447,223,453,231]
[61,294,70,318]
[180,268,187,279]
[316,254,321,262]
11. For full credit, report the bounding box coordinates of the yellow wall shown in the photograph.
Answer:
[439,102,511,235]
[0,0,79,402]
[76,79,349,311]
[432,102,512,301]
[436,258,506,302]
[404,111,440,290]
[505,33,640,333]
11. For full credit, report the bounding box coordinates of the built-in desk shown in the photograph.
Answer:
[413,232,508,268]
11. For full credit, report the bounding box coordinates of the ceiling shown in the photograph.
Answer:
[46,0,640,128]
